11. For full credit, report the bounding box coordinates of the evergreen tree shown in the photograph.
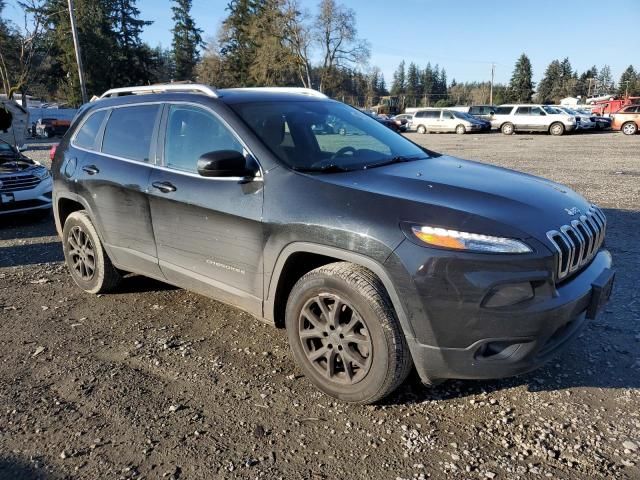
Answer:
[618,65,639,96]
[421,63,434,106]
[171,0,203,81]
[537,60,562,103]
[508,53,534,102]
[405,62,420,105]
[597,65,614,93]
[390,60,405,95]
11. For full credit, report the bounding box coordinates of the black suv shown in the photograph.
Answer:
[52,85,614,404]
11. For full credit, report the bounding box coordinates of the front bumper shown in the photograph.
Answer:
[386,242,613,383]
[0,176,53,215]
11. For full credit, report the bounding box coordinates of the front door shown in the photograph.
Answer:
[147,103,264,316]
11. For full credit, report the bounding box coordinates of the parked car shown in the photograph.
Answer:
[411,108,485,134]
[450,105,496,121]
[574,109,612,130]
[553,106,596,130]
[35,117,71,138]
[0,139,52,216]
[490,104,577,135]
[365,112,400,132]
[52,84,614,404]
[611,104,640,135]
[394,113,414,131]
[386,114,408,132]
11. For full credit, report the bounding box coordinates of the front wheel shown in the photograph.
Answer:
[455,124,466,135]
[416,125,427,134]
[622,122,638,135]
[285,263,412,404]
[549,122,565,136]
[62,210,121,294]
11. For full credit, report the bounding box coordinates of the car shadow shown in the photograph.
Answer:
[383,207,640,405]
[0,212,57,241]
[0,456,62,480]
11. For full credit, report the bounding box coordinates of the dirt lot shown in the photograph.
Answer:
[1,132,639,480]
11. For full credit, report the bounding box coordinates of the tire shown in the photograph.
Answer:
[416,125,427,134]
[501,123,514,135]
[622,122,637,135]
[62,210,121,294]
[285,262,412,404]
[549,122,565,136]
[455,124,466,135]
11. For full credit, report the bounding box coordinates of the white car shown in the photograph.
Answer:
[553,106,596,130]
[490,104,577,136]
[411,108,485,134]
[0,140,52,216]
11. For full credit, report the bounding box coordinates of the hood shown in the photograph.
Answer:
[0,154,37,174]
[312,155,591,242]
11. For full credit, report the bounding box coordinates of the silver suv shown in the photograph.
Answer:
[411,108,485,134]
[490,104,577,136]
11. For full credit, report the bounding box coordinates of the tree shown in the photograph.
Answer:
[617,65,639,97]
[597,65,614,93]
[171,0,203,81]
[537,59,562,103]
[405,62,420,105]
[314,0,369,94]
[390,60,405,95]
[508,53,534,103]
[0,0,50,102]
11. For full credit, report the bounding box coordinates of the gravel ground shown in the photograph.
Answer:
[0,132,638,480]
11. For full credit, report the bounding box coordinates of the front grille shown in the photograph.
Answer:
[546,205,606,281]
[0,174,41,192]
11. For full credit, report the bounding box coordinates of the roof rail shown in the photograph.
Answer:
[232,87,328,99]
[99,83,218,99]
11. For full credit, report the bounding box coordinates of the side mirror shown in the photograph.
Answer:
[197,150,253,178]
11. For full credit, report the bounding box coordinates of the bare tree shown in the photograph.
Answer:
[280,0,312,88]
[314,0,369,93]
[0,0,49,103]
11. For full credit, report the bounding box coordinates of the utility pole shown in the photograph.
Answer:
[489,63,495,105]
[68,0,88,104]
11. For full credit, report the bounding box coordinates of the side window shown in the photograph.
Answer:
[415,111,426,118]
[426,111,440,119]
[515,107,530,115]
[469,107,480,115]
[74,110,107,150]
[442,111,454,120]
[102,105,159,161]
[530,107,544,116]
[164,105,243,173]
[494,106,513,115]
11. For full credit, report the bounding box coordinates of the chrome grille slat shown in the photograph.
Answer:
[547,205,606,281]
[0,174,41,192]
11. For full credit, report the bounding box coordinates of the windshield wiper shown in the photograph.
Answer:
[363,155,426,170]
[294,164,351,173]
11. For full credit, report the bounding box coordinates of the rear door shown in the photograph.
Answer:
[529,106,548,131]
[147,103,265,315]
[441,110,457,131]
[74,104,163,278]
[424,110,441,131]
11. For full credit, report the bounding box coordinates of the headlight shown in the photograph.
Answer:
[411,226,532,253]
[34,166,51,180]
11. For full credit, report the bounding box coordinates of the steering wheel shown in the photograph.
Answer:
[330,146,357,161]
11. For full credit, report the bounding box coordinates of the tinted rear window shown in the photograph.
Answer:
[74,110,107,150]
[102,105,159,161]
[494,106,514,115]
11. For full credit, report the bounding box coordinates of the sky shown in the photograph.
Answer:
[3,0,639,85]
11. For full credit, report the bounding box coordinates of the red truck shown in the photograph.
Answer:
[590,96,640,116]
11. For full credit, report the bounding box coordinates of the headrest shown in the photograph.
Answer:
[261,115,285,145]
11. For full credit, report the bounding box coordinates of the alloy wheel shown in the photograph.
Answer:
[622,123,637,135]
[67,225,96,281]
[298,293,373,385]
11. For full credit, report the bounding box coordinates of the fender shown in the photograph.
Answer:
[264,242,416,341]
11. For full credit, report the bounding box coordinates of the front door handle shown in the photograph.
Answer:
[82,165,99,175]
[152,181,177,193]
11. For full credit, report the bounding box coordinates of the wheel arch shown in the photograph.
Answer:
[265,242,416,341]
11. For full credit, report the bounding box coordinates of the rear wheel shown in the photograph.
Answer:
[62,210,121,294]
[417,125,427,134]
[455,124,466,135]
[501,123,514,135]
[622,122,638,135]
[285,262,412,404]
[549,122,565,136]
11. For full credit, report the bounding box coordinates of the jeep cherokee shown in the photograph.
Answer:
[51,84,614,404]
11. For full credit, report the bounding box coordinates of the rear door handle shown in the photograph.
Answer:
[152,181,177,193]
[82,165,99,175]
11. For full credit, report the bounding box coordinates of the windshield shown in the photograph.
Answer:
[542,106,561,114]
[231,101,434,172]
